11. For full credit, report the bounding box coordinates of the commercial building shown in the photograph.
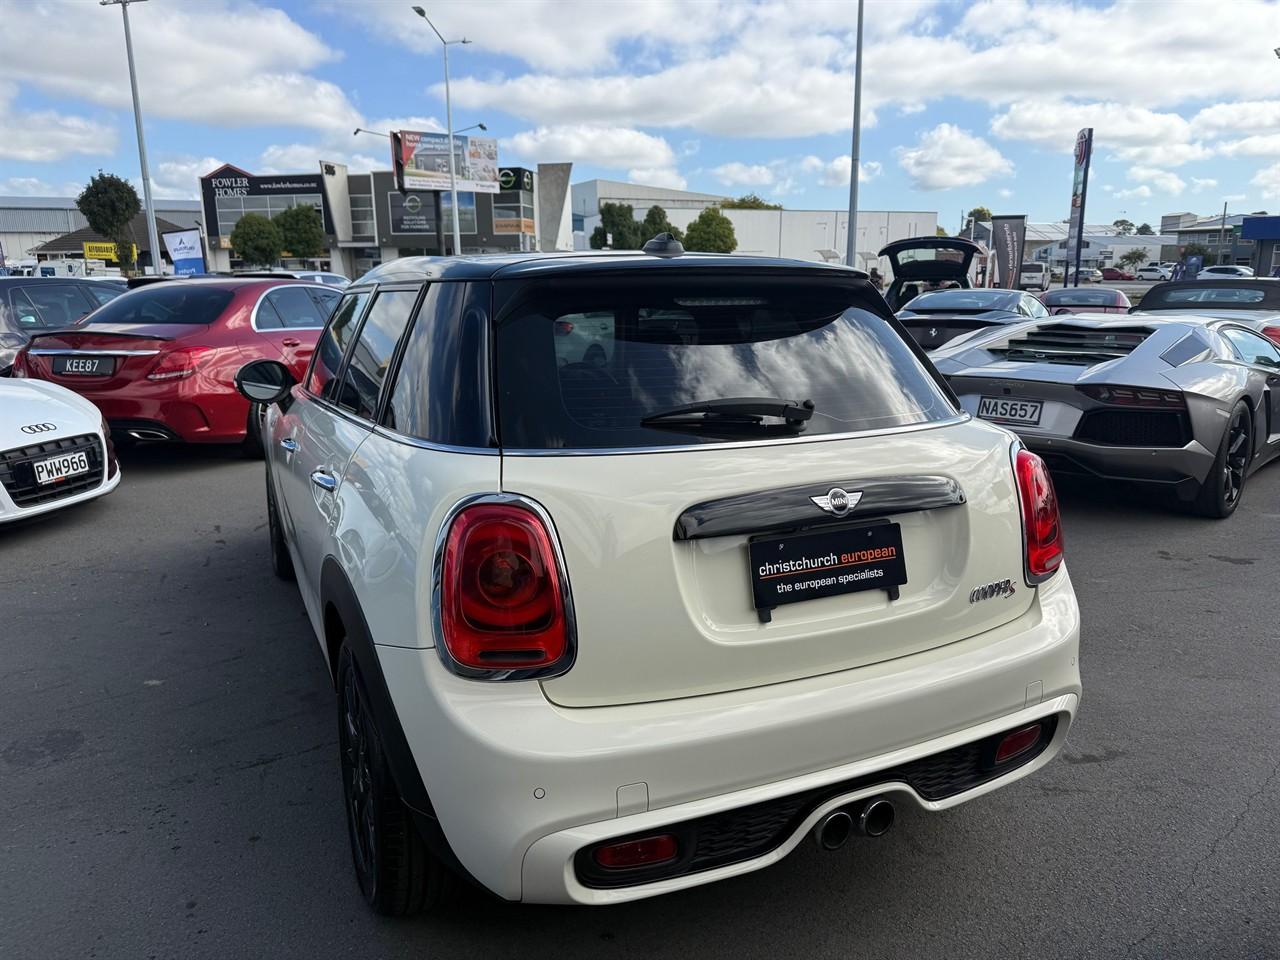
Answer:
[1240,216,1280,275]
[1159,212,1259,266]
[571,179,731,237]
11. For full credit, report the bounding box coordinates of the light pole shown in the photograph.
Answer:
[844,0,865,268]
[101,0,160,275]
[412,6,471,257]
[354,122,485,139]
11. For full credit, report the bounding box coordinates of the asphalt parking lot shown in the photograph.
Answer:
[3,444,1278,960]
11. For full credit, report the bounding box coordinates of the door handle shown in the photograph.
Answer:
[310,470,337,492]
[282,337,301,347]
[279,437,298,452]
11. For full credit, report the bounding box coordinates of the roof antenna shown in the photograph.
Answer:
[642,233,684,258]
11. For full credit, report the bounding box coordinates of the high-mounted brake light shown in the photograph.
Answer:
[438,500,573,676]
[147,345,214,381]
[1014,448,1063,585]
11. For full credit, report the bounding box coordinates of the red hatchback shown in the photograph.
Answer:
[14,278,340,453]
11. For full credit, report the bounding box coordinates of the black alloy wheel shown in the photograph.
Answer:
[1194,401,1252,518]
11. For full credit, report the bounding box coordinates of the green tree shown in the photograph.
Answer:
[1112,218,1135,236]
[1135,222,1154,235]
[936,226,949,237]
[967,206,993,223]
[588,202,643,249]
[640,204,684,244]
[722,193,782,210]
[1181,242,1212,263]
[1118,249,1149,269]
[230,213,284,267]
[683,207,737,253]
[274,203,325,260]
[76,171,141,274]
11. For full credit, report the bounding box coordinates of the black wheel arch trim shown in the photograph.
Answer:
[318,557,486,893]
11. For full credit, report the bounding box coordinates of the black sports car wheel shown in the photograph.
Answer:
[1194,401,1252,518]
[336,647,454,916]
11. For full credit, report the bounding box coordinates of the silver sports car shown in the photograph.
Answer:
[930,313,1280,517]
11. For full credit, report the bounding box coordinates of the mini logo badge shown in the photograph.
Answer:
[20,422,57,435]
[810,486,861,517]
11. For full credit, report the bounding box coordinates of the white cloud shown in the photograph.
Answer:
[800,155,882,188]
[712,162,776,187]
[1191,177,1218,193]
[1252,163,1280,201]
[0,84,115,162]
[147,156,225,200]
[0,176,79,197]
[1222,193,1247,202]
[1128,166,1185,195]
[998,188,1014,198]
[1113,185,1152,200]
[1192,101,1280,135]
[503,125,676,172]
[628,167,687,190]
[895,124,1012,190]
[1218,133,1280,157]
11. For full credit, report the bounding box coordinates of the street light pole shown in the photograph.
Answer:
[844,0,865,268]
[412,6,470,257]
[101,0,160,275]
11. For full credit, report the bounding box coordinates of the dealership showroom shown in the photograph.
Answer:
[5,1,1280,959]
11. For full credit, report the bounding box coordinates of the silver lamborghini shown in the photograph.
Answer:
[929,313,1280,517]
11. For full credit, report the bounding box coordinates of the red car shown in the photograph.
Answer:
[1100,267,1135,281]
[13,278,340,454]
[1037,286,1132,315]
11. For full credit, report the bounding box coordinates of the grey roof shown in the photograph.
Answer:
[1165,214,1253,232]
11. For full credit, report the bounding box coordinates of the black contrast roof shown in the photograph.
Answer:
[352,251,869,285]
[1138,279,1280,312]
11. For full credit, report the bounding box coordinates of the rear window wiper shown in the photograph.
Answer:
[641,397,815,427]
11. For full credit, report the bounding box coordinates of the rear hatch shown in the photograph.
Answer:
[494,271,1032,708]
[897,310,1017,349]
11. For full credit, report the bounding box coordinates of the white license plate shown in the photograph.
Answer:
[978,396,1043,426]
[33,451,90,485]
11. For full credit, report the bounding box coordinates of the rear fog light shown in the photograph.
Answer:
[995,723,1044,764]
[592,835,678,870]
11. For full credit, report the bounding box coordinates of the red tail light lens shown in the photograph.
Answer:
[995,722,1044,763]
[1263,326,1280,348]
[439,501,571,674]
[1014,448,1063,584]
[1077,384,1185,408]
[147,346,214,381]
[592,835,678,870]
[554,320,575,336]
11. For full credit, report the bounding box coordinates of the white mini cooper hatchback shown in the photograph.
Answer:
[237,241,1081,913]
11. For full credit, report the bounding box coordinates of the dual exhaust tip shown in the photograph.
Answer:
[814,797,895,851]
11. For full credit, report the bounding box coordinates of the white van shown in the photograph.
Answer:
[1018,262,1050,292]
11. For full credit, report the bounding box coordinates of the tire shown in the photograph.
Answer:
[1193,400,1252,518]
[241,402,266,459]
[337,646,455,916]
[265,468,295,581]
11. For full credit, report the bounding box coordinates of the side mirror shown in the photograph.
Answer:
[235,359,296,405]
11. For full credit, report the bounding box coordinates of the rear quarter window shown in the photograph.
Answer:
[494,275,957,450]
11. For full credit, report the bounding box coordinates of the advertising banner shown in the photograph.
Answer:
[990,215,1028,289]
[83,240,138,264]
[1063,127,1094,287]
[162,229,206,276]
[391,131,499,194]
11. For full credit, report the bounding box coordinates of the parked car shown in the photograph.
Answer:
[235,247,1080,914]
[931,313,1280,517]
[0,276,123,375]
[1050,266,1065,281]
[0,376,120,523]
[1100,267,1135,281]
[896,287,1050,349]
[1039,286,1132,315]
[1137,264,1172,281]
[1067,266,1103,284]
[878,236,983,310]
[1197,264,1255,279]
[1018,262,1051,292]
[1133,279,1280,345]
[236,269,351,287]
[13,278,340,454]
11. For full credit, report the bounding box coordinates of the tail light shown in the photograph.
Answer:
[147,345,214,381]
[11,350,28,377]
[1077,384,1185,409]
[100,415,118,478]
[994,723,1044,763]
[592,835,678,870]
[1263,326,1280,348]
[437,498,574,677]
[1014,448,1063,584]
[554,320,575,336]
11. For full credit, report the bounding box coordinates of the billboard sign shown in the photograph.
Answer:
[162,228,206,276]
[199,164,334,238]
[990,215,1028,289]
[1063,127,1094,287]
[83,240,138,264]
[391,131,499,194]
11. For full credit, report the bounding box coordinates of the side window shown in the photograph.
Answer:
[305,286,341,320]
[266,286,327,329]
[81,283,120,306]
[1025,297,1049,319]
[16,283,94,326]
[384,281,470,442]
[1224,328,1280,367]
[255,295,285,330]
[9,289,46,328]
[306,291,369,401]
[335,288,420,419]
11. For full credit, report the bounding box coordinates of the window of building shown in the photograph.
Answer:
[350,194,374,239]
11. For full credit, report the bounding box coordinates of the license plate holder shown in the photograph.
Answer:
[33,450,90,485]
[52,356,114,376]
[748,522,908,623]
[978,395,1043,426]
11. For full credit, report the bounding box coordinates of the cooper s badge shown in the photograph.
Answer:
[810,487,862,517]
[969,579,1017,603]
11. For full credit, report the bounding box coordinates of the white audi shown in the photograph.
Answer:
[0,378,120,523]
[236,242,1082,913]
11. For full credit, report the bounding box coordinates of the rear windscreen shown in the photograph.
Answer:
[494,276,957,450]
[1044,290,1120,306]
[1142,284,1278,310]
[84,285,235,325]
[905,289,1022,312]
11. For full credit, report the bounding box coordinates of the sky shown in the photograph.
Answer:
[2,0,1279,230]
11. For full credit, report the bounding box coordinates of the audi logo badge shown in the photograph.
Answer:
[20,422,57,435]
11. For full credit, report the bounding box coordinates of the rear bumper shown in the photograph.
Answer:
[376,566,1081,904]
[1023,434,1214,491]
[95,394,241,444]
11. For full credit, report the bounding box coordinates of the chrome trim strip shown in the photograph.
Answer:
[249,283,333,333]
[369,424,500,456]
[501,413,971,457]
[430,492,578,682]
[29,348,160,357]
